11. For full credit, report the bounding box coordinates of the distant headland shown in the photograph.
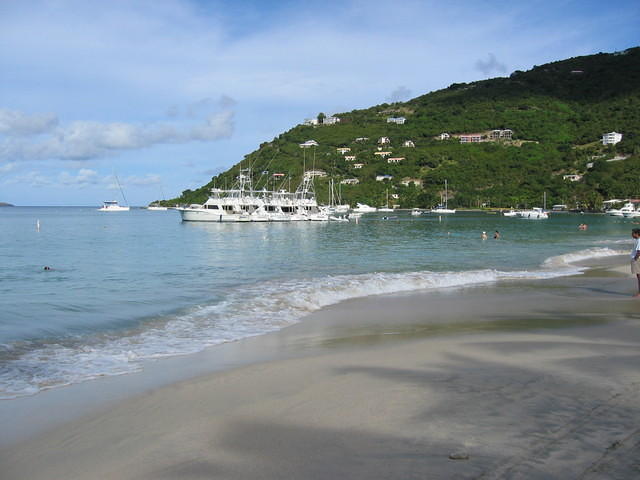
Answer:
[0,202,15,207]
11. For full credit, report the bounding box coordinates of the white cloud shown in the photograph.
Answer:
[0,110,234,161]
[58,168,99,186]
[475,53,508,77]
[386,86,413,103]
[0,109,58,135]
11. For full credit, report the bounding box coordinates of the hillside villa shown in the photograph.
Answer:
[387,157,404,164]
[303,170,327,179]
[602,131,622,145]
[337,147,351,154]
[386,117,406,125]
[401,177,423,187]
[403,140,415,147]
[374,151,392,158]
[353,163,365,169]
[340,178,359,185]
[376,175,393,181]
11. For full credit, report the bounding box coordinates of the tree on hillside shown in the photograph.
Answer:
[317,112,326,124]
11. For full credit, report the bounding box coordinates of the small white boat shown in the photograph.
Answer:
[147,205,167,211]
[329,215,349,222]
[98,200,130,212]
[411,208,422,216]
[517,207,548,219]
[352,203,377,213]
[502,209,519,217]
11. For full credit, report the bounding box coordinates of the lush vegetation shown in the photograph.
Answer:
[168,47,640,210]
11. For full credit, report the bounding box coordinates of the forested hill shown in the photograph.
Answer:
[169,47,640,210]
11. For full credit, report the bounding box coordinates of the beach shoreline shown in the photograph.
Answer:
[2,256,640,478]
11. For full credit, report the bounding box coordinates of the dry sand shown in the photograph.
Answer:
[2,261,640,479]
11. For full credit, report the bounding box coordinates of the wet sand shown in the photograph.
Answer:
[2,258,640,479]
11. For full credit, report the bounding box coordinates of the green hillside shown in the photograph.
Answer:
[168,47,640,210]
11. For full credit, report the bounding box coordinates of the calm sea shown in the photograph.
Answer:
[0,207,631,399]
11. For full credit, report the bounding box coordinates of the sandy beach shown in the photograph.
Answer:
[2,257,640,479]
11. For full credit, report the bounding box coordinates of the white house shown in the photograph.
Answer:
[387,117,406,125]
[459,133,483,143]
[323,116,340,125]
[387,157,404,164]
[355,137,369,142]
[376,174,393,181]
[303,118,319,126]
[401,178,423,187]
[390,193,400,200]
[337,147,351,154]
[299,139,319,148]
[341,178,359,185]
[353,163,365,169]
[344,155,356,161]
[438,133,450,140]
[489,129,513,140]
[378,136,391,144]
[374,151,392,158]
[304,169,327,179]
[602,132,622,145]
[403,140,415,148]
[562,174,583,182]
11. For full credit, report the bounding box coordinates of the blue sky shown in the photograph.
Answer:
[1,0,638,206]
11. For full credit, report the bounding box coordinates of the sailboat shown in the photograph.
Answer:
[379,189,394,212]
[98,173,130,211]
[430,179,456,214]
[148,185,168,210]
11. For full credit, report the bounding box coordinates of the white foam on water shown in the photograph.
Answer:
[0,247,624,399]
[542,247,627,268]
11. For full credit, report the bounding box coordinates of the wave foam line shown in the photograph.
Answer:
[0,248,621,400]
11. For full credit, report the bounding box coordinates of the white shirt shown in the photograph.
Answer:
[631,237,640,259]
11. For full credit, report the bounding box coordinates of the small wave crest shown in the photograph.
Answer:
[542,247,626,268]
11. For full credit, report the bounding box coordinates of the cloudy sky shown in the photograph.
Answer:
[1,0,638,205]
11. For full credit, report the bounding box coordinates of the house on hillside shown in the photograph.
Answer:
[376,175,393,181]
[353,163,365,169]
[489,129,513,140]
[437,133,450,141]
[602,131,622,145]
[459,133,483,143]
[374,151,392,158]
[341,178,359,185]
[299,140,319,148]
[337,147,351,154]
[387,117,406,125]
[344,155,356,161]
[355,137,369,142]
[304,170,327,179]
[324,116,340,125]
[303,118,319,126]
[401,178,423,187]
[403,140,415,148]
[387,157,404,164]
[378,136,391,145]
[563,174,582,182]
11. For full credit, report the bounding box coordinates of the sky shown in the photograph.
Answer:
[0,0,638,206]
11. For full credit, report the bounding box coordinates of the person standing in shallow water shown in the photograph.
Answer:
[631,229,640,297]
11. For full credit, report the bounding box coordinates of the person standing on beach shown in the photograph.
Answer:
[631,228,640,297]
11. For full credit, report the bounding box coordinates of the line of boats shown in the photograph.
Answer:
[502,208,549,219]
[604,201,640,217]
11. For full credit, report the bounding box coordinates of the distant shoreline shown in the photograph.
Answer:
[0,202,14,207]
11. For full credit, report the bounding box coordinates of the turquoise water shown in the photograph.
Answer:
[0,207,631,398]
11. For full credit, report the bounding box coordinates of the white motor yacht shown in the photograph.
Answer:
[98,200,130,212]
[352,203,377,213]
[517,208,549,219]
